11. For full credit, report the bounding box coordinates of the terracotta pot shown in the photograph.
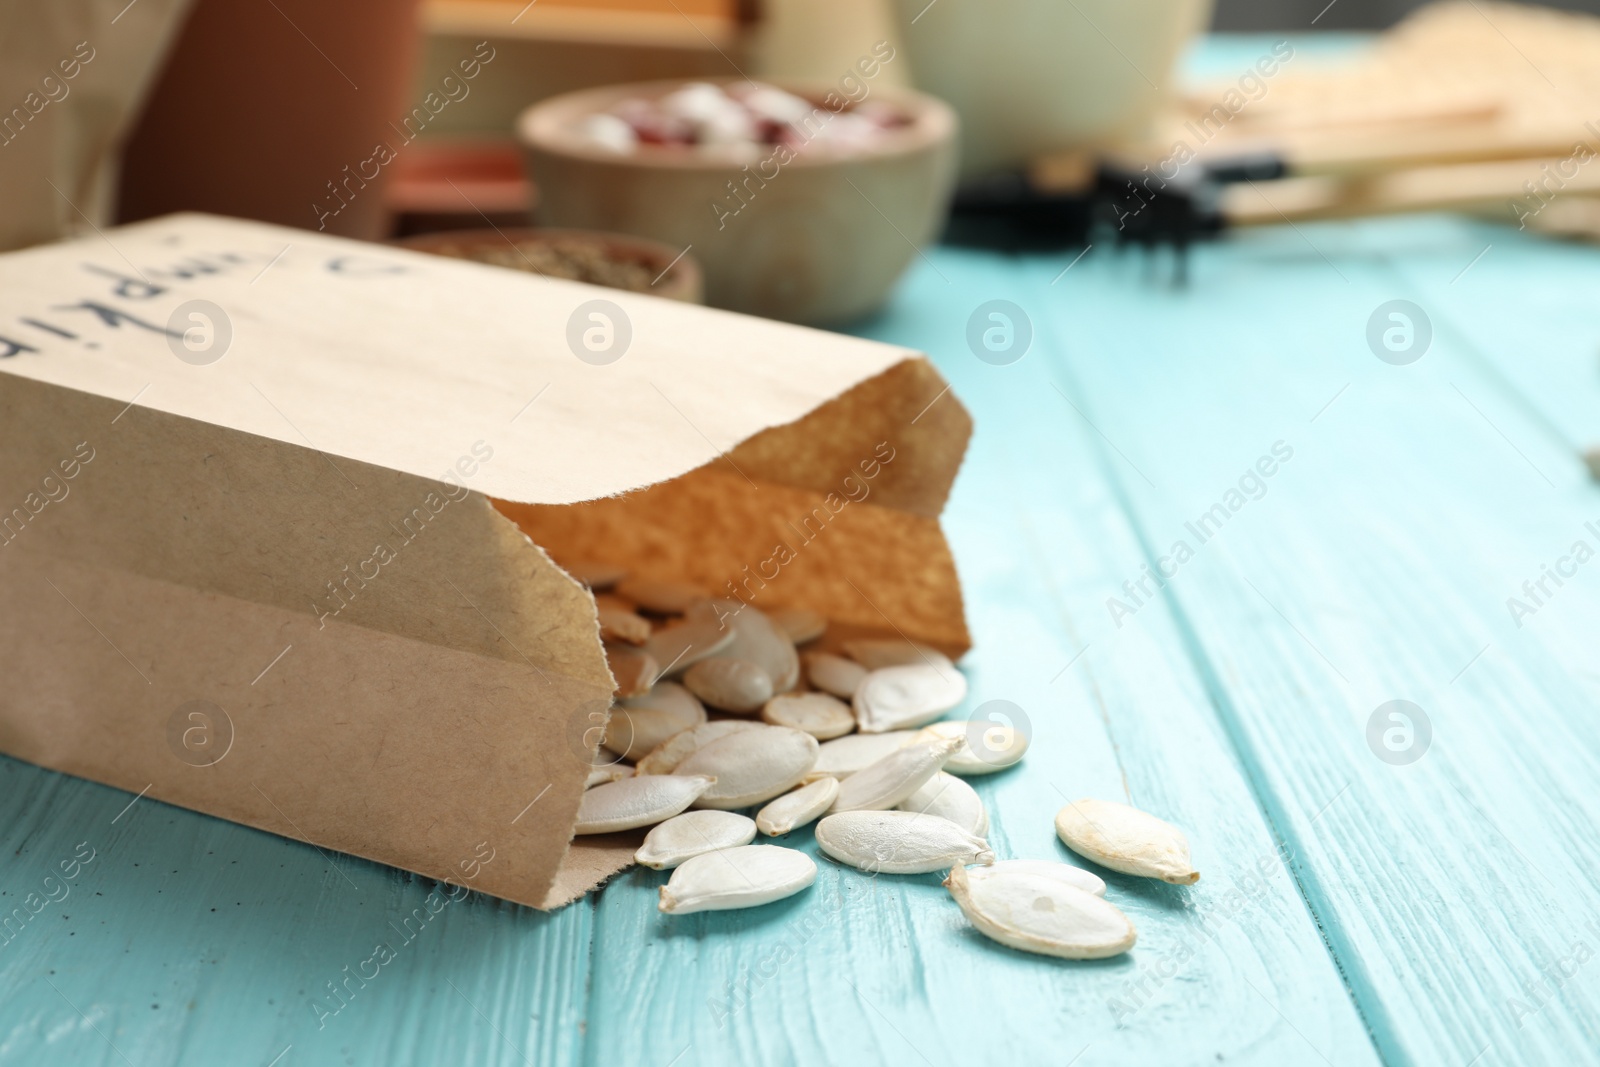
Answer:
[118,0,423,240]
[517,79,957,326]
[396,227,703,304]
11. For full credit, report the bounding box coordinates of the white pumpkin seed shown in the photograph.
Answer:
[842,638,954,672]
[605,642,659,698]
[585,765,632,789]
[565,561,627,591]
[804,652,868,700]
[644,614,735,677]
[635,720,762,775]
[853,664,968,733]
[944,864,1136,959]
[979,859,1106,898]
[913,720,1029,775]
[815,810,993,873]
[897,772,988,836]
[676,725,819,809]
[830,736,963,812]
[1054,798,1199,885]
[703,600,800,692]
[635,810,757,869]
[603,682,708,761]
[807,731,919,780]
[596,600,651,645]
[770,606,827,645]
[658,844,816,914]
[761,692,855,740]
[756,777,840,836]
[573,774,714,834]
[683,656,773,713]
[614,577,708,615]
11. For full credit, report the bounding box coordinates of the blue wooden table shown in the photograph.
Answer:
[7,37,1600,1067]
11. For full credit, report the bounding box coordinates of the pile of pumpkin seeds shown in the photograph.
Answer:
[568,563,1200,959]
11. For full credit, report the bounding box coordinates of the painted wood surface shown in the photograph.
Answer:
[6,42,1600,1067]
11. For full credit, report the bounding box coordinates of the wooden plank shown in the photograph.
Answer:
[0,756,593,1066]
[577,250,1379,1066]
[1021,218,1600,1066]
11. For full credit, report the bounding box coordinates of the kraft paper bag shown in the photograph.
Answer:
[0,213,971,908]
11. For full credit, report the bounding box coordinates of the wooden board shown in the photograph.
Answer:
[7,38,1600,1066]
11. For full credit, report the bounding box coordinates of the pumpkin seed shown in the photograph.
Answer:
[603,682,707,761]
[676,725,819,809]
[703,600,800,692]
[897,771,988,837]
[644,613,735,676]
[830,736,962,812]
[1054,798,1199,885]
[815,810,993,874]
[635,810,757,869]
[756,777,839,836]
[842,638,954,672]
[565,561,627,591]
[597,603,651,645]
[804,652,868,700]
[615,577,708,615]
[979,859,1105,898]
[573,774,714,834]
[658,844,817,914]
[683,656,773,713]
[605,642,659,698]
[585,765,632,789]
[807,731,919,780]
[770,606,827,645]
[635,720,762,775]
[914,720,1028,775]
[944,864,1136,959]
[762,692,855,740]
[853,664,968,733]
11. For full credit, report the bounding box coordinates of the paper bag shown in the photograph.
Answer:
[0,213,971,908]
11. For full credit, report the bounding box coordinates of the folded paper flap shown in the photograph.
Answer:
[0,213,921,507]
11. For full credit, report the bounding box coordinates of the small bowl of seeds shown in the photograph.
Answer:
[395,227,704,304]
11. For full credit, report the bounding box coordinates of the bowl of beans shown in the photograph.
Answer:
[516,78,957,326]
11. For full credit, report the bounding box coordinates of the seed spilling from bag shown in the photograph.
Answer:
[1054,798,1200,885]
[842,638,954,672]
[605,642,659,698]
[574,774,714,834]
[762,693,855,740]
[853,664,968,733]
[756,777,839,836]
[658,844,817,914]
[704,600,800,692]
[683,656,773,713]
[596,599,651,645]
[604,682,708,761]
[770,606,827,645]
[635,720,762,775]
[675,725,819,809]
[815,810,993,874]
[615,577,708,615]
[635,810,757,869]
[808,731,919,781]
[979,859,1106,898]
[897,771,988,837]
[831,735,962,812]
[585,765,632,789]
[914,720,1029,775]
[804,652,868,700]
[644,614,735,677]
[945,864,1136,959]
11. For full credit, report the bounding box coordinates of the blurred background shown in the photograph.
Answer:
[7,0,1600,321]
